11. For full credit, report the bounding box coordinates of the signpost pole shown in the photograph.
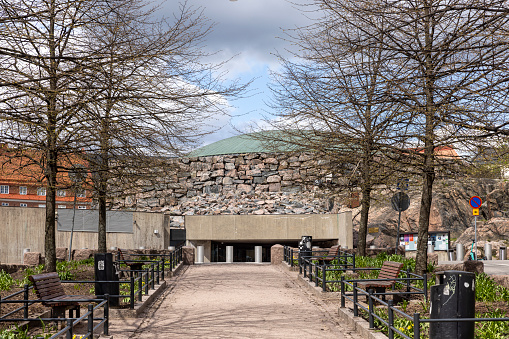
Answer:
[396,210,401,254]
[474,215,477,260]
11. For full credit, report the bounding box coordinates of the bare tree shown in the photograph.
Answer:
[267,5,407,255]
[0,0,120,271]
[313,0,509,273]
[80,0,248,252]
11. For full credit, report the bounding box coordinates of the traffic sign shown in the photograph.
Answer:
[473,208,479,216]
[391,192,410,212]
[469,196,482,209]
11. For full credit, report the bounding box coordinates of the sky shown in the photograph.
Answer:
[157,0,319,147]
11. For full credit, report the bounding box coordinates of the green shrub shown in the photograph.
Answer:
[0,269,14,291]
[476,273,509,302]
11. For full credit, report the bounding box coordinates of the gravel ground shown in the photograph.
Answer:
[107,264,361,339]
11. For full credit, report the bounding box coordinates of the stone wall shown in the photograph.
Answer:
[113,152,337,227]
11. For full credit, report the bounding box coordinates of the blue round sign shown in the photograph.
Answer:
[469,196,482,209]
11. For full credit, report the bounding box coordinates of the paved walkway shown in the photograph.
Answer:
[108,264,361,338]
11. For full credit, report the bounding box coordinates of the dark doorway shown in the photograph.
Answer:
[211,242,272,262]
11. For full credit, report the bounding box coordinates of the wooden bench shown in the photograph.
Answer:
[28,272,82,318]
[304,245,340,265]
[117,248,144,274]
[357,261,404,301]
[318,246,341,265]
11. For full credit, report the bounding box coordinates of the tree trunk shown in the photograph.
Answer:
[357,184,371,257]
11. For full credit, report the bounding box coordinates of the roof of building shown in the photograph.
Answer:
[188,131,300,157]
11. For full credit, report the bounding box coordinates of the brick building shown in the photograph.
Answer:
[0,150,92,209]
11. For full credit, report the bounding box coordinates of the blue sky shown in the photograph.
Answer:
[158,0,318,146]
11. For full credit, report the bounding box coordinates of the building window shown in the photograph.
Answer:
[57,189,66,197]
[78,205,87,209]
[58,205,67,209]
[37,187,46,196]
[76,189,86,198]
[38,204,46,208]
[1,202,8,206]
[19,186,27,195]
[0,185,9,194]
[20,203,27,207]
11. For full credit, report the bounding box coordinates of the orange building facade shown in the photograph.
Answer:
[0,151,92,209]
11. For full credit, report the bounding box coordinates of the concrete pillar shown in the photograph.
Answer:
[485,243,492,260]
[499,246,506,260]
[226,246,233,263]
[255,246,262,263]
[271,244,284,265]
[196,245,204,264]
[456,243,464,262]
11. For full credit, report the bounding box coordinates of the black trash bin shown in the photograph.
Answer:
[298,236,312,259]
[429,270,475,339]
[94,253,119,307]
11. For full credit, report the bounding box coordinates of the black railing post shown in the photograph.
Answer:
[156,261,160,285]
[161,257,165,281]
[104,294,110,336]
[171,250,174,269]
[145,270,149,295]
[130,276,135,309]
[138,276,143,301]
[290,249,294,267]
[406,268,411,292]
[388,300,394,339]
[423,273,428,301]
[353,282,358,316]
[151,263,155,289]
[314,264,318,286]
[66,318,73,339]
[352,253,356,272]
[340,276,345,308]
[299,251,302,275]
[322,265,327,292]
[368,289,374,329]
[413,313,420,339]
[87,304,94,335]
[23,284,29,319]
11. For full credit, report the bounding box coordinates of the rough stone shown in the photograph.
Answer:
[73,249,96,261]
[56,247,68,261]
[24,252,42,266]
[271,244,284,265]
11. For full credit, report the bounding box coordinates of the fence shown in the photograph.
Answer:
[0,246,183,337]
[0,289,109,339]
[340,279,509,339]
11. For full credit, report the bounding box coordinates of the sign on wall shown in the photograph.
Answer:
[57,210,133,233]
[398,231,450,251]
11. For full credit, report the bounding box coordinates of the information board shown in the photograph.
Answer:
[398,231,450,251]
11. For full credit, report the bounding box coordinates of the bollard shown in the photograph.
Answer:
[168,246,175,251]
[427,244,435,253]
[456,243,464,261]
[485,243,492,260]
[447,249,455,261]
[500,246,507,260]
[196,246,204,264]
[226,246,233,263]
[255,246,262,263]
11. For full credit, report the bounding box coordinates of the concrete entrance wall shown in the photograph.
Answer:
[186,212,353,263]
[0,207,168,264]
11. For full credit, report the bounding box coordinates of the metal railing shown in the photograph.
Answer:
[340,277,509,339]
[293,247,356,292]
[0,294,109,339]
